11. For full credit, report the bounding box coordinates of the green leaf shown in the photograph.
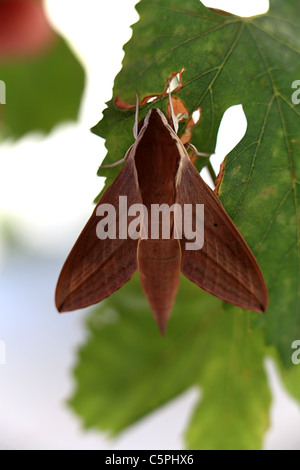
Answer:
[0,36,84,139]
[70,276,271,450]
[92,0,300,366]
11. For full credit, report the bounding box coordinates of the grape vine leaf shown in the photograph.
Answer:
[69,0,300,450]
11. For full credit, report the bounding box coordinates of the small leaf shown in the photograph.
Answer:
[0,36,84,139]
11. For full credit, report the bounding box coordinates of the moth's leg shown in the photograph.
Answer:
[185,143,217,186]
[99,144,134,169]
[185,142,211,158]
[100,95,139,169]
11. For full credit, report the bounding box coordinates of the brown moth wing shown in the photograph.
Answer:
[175,147,268,313]
[56,154,142,312]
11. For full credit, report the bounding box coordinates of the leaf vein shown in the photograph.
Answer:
[255,186,293,251]
[136,22,236,81]
[251,22,300,55]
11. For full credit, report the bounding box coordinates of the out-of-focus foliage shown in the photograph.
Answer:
[0,0,84,139]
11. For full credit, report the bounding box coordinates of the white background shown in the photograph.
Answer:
[0,0,300,450]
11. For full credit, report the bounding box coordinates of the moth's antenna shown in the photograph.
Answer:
[133,93,139,140]
[168,82,179,134]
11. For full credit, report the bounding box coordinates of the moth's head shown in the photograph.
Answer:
[137,108,177,135]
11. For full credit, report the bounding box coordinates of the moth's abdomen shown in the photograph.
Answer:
[138,239,181,334]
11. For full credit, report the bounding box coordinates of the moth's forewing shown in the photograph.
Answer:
[55,155,142,312]
[175,144,268,313]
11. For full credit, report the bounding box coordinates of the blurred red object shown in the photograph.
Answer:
[0,0,56,60]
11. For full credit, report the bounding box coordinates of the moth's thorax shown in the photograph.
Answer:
[134,108,181,208]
